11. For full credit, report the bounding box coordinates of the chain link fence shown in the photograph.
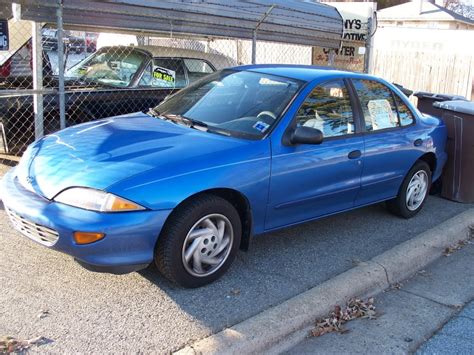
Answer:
[0,22,312,162]
[0,3,367,172]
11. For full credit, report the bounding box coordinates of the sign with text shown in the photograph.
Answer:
[152,66,176,87]
[0,19,9,51]
[313,2,376,72]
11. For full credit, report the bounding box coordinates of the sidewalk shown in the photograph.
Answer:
[417,300,474,354]
[285,242,473,354]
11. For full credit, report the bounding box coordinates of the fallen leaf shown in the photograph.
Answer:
[310,297,377,337]
[444,235,474,256]
[389,282,403,290]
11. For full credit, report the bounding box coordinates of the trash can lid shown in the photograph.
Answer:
[433,100,474,115]
[413,91,466,101]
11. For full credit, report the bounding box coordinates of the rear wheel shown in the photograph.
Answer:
[387,160,431,218]
[155,194,241,288]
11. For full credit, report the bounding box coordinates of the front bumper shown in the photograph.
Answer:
[0,168,172,274]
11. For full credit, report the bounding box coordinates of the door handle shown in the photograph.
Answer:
[348,150,362,159]
[414,139,423,147]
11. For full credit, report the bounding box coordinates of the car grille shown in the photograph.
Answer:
[5,207,59,247]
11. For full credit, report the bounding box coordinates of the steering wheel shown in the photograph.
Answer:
[257,111,277,121]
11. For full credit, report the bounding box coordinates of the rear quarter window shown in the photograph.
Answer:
[394,94,415,126]
[183,59,214,84]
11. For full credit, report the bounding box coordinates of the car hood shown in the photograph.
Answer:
[15,112,251,200]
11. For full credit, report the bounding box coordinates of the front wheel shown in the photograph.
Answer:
[387,160,431,218]
[155,194,241,288]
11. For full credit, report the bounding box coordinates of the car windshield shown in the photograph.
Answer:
[65,47,148,87]
[154,70,303,138]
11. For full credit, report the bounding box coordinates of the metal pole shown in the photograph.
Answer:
[32,21,44,140]
[57,0,66,130]
[364,17,372,74]
[251,4,276,65]
[252,30,257,64]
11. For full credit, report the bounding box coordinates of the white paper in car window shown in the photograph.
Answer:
[329,87,343,98]
[152,66,176,87]
[367,99,396,129]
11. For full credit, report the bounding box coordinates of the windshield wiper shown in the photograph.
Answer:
[161,113,208,130]
[146,109,231,135]
[147,107,165,119]
[147,110,231,137]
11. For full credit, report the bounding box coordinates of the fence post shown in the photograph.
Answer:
[364,17,372,73]
[252,30,257,64]
[56,0,66,130]
[31,21,43,140]
[252,4,276,65]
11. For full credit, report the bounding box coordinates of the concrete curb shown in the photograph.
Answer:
[175,208,474,355]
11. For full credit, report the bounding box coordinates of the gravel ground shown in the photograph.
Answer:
[0,188,472,353]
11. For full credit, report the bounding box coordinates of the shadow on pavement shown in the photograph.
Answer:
[138,196,473,336]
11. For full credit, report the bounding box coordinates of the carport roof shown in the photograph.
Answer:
[0,0,344,49]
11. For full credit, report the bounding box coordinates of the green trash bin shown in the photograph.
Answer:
[433,100,474,203]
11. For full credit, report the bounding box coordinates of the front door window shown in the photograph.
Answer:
[296,79,355,138]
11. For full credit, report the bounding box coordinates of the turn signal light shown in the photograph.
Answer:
[74,231,105,245]
[107,196,143,211]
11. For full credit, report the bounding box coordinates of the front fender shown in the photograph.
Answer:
[107,140,272,234]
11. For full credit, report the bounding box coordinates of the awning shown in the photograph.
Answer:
[0,0,344,49]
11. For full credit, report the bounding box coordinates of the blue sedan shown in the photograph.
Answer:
[0,65,447,287]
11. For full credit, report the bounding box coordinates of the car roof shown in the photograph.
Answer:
[135,45,236,69]
[232,64,376,83]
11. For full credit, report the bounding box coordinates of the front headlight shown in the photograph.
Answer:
[53,187,146,212]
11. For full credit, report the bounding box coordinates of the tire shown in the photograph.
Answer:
[429,178,442,195]
[155,194,241,288]
[387,160,432,219]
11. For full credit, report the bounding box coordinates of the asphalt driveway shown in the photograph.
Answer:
[0,166,472,352]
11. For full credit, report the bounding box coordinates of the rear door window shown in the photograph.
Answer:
[139,58,187,88]
[352,79,400,131]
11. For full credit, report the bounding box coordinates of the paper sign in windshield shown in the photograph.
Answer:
[153,66,176,87]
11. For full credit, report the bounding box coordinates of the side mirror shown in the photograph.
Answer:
[290,126,323,145]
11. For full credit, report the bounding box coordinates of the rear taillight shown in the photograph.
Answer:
[0,58,11,77]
